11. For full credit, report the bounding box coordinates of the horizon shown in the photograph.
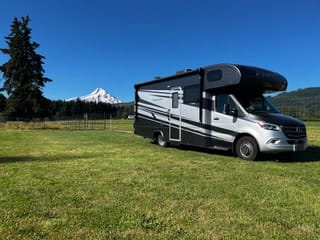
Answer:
[0,0,319,102]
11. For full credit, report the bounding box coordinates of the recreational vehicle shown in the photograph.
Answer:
[134,64,307,160]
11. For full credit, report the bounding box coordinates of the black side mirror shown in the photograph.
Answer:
[230,108,238,117]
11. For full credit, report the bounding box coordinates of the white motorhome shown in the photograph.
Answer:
[134,64,307,160]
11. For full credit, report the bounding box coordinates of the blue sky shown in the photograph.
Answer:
[0,0,319,102]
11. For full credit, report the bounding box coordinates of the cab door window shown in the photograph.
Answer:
[216,94,240,116]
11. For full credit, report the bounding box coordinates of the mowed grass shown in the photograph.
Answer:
[0,119,134,131]
[0,122,320,239]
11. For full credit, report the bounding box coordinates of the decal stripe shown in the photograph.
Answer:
[136,113,233,142]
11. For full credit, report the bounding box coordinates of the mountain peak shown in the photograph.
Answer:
[92,87,105,94]
[66,88,122,104]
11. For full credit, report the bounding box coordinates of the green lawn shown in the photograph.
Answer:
[0,119,134,131]
[0,122,320,239]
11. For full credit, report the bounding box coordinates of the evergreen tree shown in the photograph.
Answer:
[0,93,6,112]
[0,16,51,119]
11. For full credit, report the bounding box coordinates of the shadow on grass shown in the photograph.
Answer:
[0,154,98,164]
[260,145,320,163]
[0,156,34,164]
[163,143,320,163]
[171,144,235,158]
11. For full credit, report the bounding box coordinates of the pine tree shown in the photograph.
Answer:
[0,93,6,112]
[0,16,51,119]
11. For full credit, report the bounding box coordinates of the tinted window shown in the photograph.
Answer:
[207,70,222,82]
[216,94,239,115]
[216,94,228,113]
[184,84,200,106]
[172,92,179,108]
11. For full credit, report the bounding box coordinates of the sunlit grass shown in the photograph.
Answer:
[0,119,134,131]
[0,122,319,239]
[306,121,320,145]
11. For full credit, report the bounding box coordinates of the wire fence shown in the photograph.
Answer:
[270,102,320,121]
[62,113,109,130]
[276,106,320,121]
[0,114,134,131]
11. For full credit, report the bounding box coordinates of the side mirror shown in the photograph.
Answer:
[230,108,238,117]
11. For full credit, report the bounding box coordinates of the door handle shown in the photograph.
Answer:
[213,117,219,120]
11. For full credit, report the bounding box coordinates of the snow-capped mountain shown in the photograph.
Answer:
[66,88,122,104]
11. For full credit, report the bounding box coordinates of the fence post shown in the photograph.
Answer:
[84,113,88,129]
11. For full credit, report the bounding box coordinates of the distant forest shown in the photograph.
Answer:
[269,87,320,120]
[49,100,134,119]
[0,96,134,120]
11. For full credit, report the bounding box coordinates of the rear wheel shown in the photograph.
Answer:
[235,136,259,161]
[157,133,168,147]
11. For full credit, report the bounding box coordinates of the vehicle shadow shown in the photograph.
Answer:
[164,143,320,163]
[258,145,320,163]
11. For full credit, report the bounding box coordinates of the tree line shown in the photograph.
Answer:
[50,100,134,120]
[0,93,134,120]
[0,16,134,120]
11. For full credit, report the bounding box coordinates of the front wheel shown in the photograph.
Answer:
[235,136,259,161]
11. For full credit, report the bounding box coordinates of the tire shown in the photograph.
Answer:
[235,136,259,161]
[157,133,168,147]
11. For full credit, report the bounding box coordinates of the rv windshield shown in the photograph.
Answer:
[236,94,279,114]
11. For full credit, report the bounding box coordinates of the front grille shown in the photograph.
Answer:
[281,125,306,139]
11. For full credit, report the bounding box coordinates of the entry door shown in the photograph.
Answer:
[212,94,239,142]
[169,87,183,142]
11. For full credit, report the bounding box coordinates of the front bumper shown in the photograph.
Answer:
[262,138,308,153]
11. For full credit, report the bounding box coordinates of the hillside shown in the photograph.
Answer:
[269,87,320,120]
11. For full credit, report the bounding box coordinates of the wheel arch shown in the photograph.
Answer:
[152,129,169,142]
[152,130,163,142]
[233,133,260,154]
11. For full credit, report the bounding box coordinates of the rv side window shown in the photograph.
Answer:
[172,92,179,108]
[184,84,200,106]
[207,70,222,82]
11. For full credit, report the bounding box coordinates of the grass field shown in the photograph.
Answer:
[0,121,320,239]
[0,119,134,132]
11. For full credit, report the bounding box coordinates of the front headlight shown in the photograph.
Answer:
[258,121,280,131]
